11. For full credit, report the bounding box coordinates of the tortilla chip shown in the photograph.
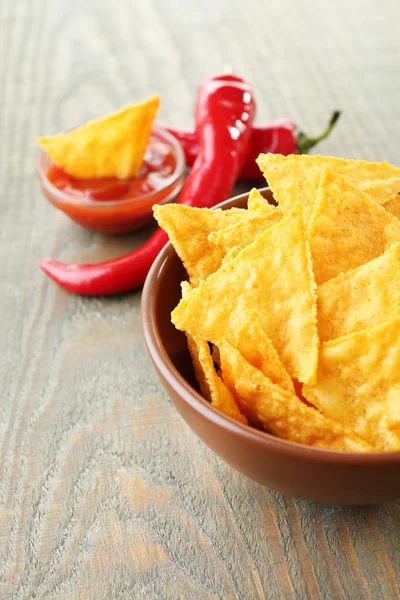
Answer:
[219,340,370,451]
[181,282,247,424]
[187,336,247,424]
[180,281,192,298]
[186,336,212,400]
[247,188,276,213]
[154,204,247,286]
[382,192,400,220]
[231,314,294,393]
[37,96,160,179]
[184,284,293,394]
[182,281,212,397]
[256,153,400,221]
[172,203,319,384]
[181,282,211,397]
[303,317,400,450]
[307,168,400,285]
[227,207,248,214]
[317,241,400,341]
[208,208,282,253]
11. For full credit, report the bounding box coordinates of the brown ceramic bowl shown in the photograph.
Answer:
[141,188,400,504]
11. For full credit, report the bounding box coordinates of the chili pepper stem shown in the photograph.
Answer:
[296,110,341,154]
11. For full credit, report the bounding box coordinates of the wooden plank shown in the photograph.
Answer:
[0,0,400,598]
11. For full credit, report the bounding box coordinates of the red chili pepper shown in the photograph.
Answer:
[41,74,256,295]
[164,110,341,181]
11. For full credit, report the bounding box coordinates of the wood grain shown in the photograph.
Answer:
[1,0,400,598]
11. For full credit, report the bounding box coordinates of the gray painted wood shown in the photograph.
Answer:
[1,0,400,598]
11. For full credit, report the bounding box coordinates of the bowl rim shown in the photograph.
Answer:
[37,123,186,209]
[141,188,400,465]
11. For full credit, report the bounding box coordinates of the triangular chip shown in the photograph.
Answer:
[172,203,319,384]
[231,315,294,393]
[154,204,247,286]
[181,282,211,396]
[256,153,400,220]
[317,241,400,341]
[307,168,400,285]
[186,335,247,425]
[181,281,247,425]
[180,281,192,298]
[247,188,276,213]
[36,96,160,179]
[219,340,370,451]
[303,318,400,451]
[382,192,400,220]
[183,284,293,394]
[181,282,247,423]
[208,207,282,254]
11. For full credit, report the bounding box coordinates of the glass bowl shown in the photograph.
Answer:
[37,124,186,234]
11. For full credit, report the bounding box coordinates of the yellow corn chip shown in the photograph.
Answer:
[303,317,400,450]
[307,168,400,285]
[208,208,282,253]
[182,281,213,397]
[186,335,212,400]
[36,96,160,179]
[219,340,370,451]
[172,203,319,384]
[247,188,276,213]
[227,207,248,214]
[317,241,400,341]
[180,281,192,298]
[187,336,247,424]
[256,153,400,221]
[231,314,294,393]
[181,282,247,425]
[154,204,247,286]
[184,282,293,393]
[181,282,211,396]
[382,192,400,220]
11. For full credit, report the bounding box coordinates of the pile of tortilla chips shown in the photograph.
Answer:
[154,154,400,452]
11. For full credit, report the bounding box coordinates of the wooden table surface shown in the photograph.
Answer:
[1,0,400,598]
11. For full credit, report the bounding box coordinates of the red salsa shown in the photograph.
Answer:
[48,138,176,202]
[40,129,184,234]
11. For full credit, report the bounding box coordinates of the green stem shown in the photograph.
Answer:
[297,110,341,154]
